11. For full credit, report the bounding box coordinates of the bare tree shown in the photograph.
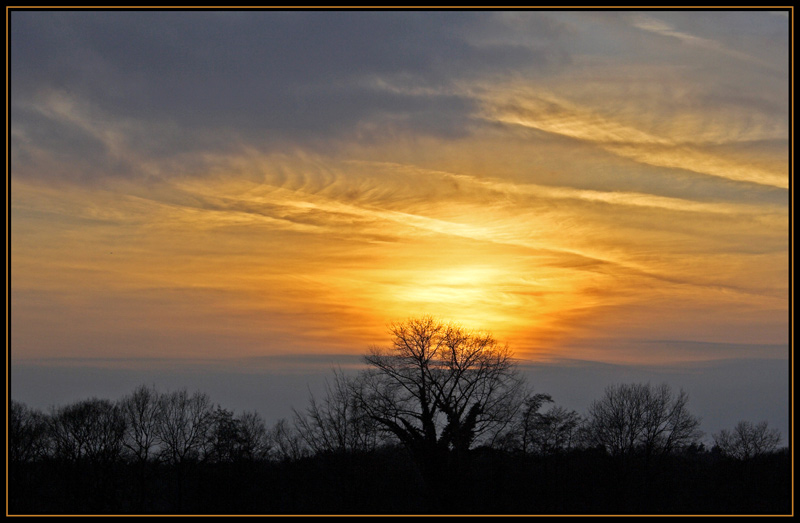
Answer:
[495,394,582,455]
[205,406,244,463]
[236,410,272,461]
[532,406,582,455]
[49,398,127,463]
[10,401,50,463]
[583,383,702,457]
[156,389,213,464]
[355,317,527,477]
[119,384,161,463]
[267,418,308,461]
[494,392,552,452]
[294,368,380,455]
[713,420,782,460]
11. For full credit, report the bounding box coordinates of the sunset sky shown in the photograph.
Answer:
[9,10,791,439]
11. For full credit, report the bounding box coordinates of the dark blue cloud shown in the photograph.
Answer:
[11,356,790,444]
[11,10,569,178]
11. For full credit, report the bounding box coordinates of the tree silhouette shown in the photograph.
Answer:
[49,398,126,464]
[582,382,702,457]
[206,406,244,463]
[119,384,161,464]
[355,317,527,483]
[294,368,380,455]
[268,418,309,461]
[713,420,782,460]
[498,394,582,455]
[10,401,50,464]
[7,375,791,514]
[235,410,273,461]
[156,389,213,464]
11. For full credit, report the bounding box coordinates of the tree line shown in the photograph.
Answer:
[8,317,789,514]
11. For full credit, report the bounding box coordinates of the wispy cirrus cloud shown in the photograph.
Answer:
[628,13,761,64]
[483,89,787,188]
[10,10,788,375]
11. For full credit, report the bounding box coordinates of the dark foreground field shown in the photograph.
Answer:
[10,446,791,515]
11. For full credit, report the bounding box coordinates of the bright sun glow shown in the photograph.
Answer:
[399,266,499,304]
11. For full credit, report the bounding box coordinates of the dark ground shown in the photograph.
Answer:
[9,446,791,515]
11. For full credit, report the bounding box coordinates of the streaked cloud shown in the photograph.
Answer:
[10,10,788,377]
[484,89,787,188]
[628,13,759,64]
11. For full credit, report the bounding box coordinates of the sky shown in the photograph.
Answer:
[9,9,791,441]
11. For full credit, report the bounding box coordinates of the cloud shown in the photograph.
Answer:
[629,11,788,71]
[10,356,789,444]
[629,13,755,62]
[483,89,788,188]
[10,10,570,181]
[10,11,789,387]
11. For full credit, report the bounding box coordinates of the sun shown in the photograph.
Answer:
[388,265,516,332]
[401,265,497,301]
